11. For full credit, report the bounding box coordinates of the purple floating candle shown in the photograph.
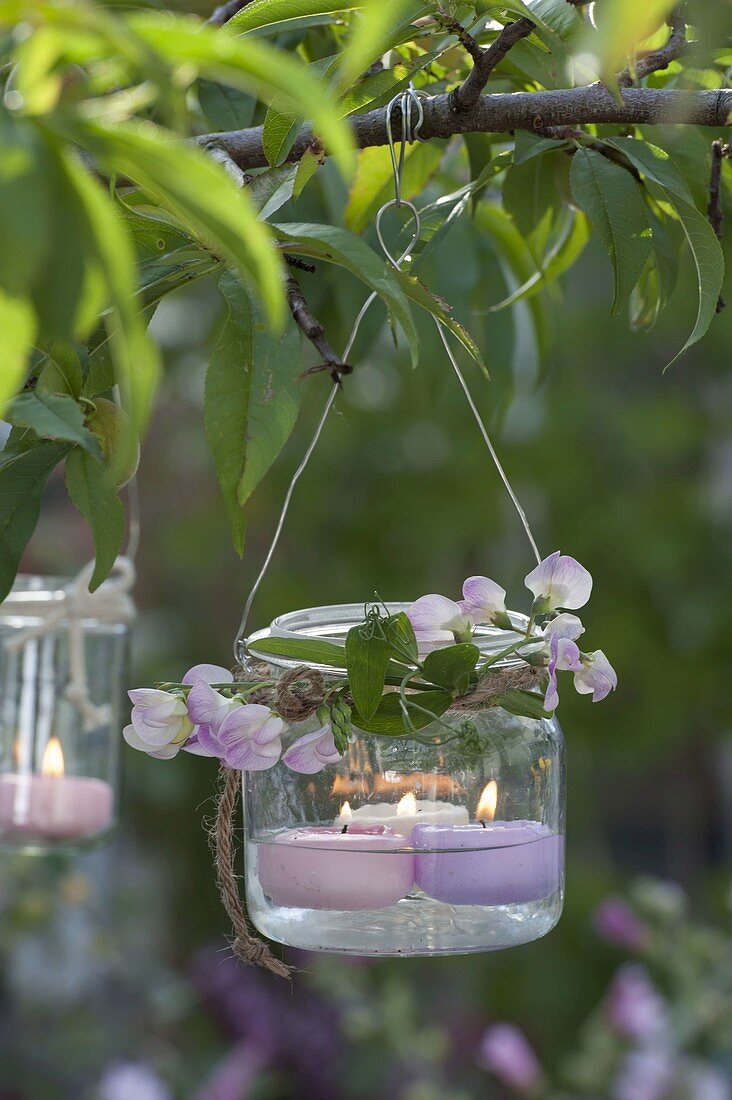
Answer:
[412,820,564,906]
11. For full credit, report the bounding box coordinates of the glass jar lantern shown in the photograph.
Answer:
[0,573,133,851]
[241,604,565,957]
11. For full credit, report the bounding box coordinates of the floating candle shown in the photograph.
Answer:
[412,781,564,906]
[0,737,114,843]
[334,791,469,838]
[257,824,414,911]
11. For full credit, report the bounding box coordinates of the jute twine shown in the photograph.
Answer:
[210,765,293,979]
[211,662,542,976]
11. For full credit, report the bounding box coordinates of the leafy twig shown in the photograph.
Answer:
[448,16,535,111]
[285,275,353,383]
[618,10,687,88]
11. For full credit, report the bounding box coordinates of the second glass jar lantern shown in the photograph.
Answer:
[0,573,132,851]
[242,604,566,957]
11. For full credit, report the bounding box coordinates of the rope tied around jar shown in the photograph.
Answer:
[4,557,136,731]
[246,665,328,722]
[210,765,293,979]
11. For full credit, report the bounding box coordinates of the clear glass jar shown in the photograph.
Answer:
[241,604,565,957]
[0,575,132,852]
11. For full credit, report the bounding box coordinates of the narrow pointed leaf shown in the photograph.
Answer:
[205,274,253,555]
[0,441,70,602]
[345,625,392,720]
[569,147,651,314]
[65,448,125,592]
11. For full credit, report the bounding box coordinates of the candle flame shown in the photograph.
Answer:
[339,800,352,819]
[41,736,65,778]
[476,780,498,822]
[397,791,417,816]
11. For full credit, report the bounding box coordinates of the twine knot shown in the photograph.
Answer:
[275,666,327,722]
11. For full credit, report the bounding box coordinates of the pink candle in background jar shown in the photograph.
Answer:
[257,824,414,911]
[0,737,114,843]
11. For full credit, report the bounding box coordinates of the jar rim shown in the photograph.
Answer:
[245,602,540,673]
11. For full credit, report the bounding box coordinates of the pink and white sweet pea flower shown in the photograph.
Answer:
[216,704,285,770]
[574,649,618,702]
[542,615,584,711]
[125,688,193,754]
[407,594,474,648]
[282,724,344,774]
[184,664,238,758]
[459,576,510,628]
[525,551,593,613]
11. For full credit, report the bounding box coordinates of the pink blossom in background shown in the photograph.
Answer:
[478,1024,543,1094]
[604,965,669,1042]
[594,897,651,950]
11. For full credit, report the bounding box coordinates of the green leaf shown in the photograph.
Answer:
[383,612,418,664]
[248,636,350,668]
[503,152,562,261]
[28,140,91,345]
[6,392,102,457]
[205,275,253,556]
[129,15,354,177]
[237,316,302,508]
[488,210,590,312]
[352,689,453,735]
[228,0,360,34]
[293,147,324,199]
[198,79,256,131]
[661,198,724,368]
[338,0,430,86]
[393,271,488,377]
[58,148,160,436]
[569,147,651,313]
[422,643,480,694]
[272,222,419,365]
[0,441,70,602]
[262,104,301,168]
[345,624,391,720]
[262,56,334,168]
[75,118,286,332]
[36,344,83,398]
[578,0,677,81]
[604,139,724,364]
[604,138,693,204]
[489,689,552,720]
[65,448,124,592]
[345,142,443,234]
[0,114,50,296]
[249,635,413,677]
[0,290,36,417]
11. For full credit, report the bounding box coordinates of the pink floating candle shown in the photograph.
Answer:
[0,737,113,843]
[257,824,414,911]
[412,781,564,906]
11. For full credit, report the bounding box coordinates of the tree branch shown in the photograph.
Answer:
[618,11,687,88]
[198,86,732,172]
[285,276,352,383]
[449,18,535,111]
[708,138,726,313]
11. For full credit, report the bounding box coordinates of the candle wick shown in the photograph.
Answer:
[341,824,349,834]
[480,820,487,829]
